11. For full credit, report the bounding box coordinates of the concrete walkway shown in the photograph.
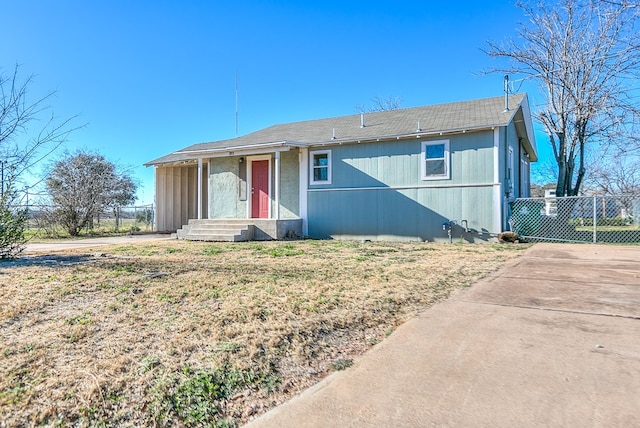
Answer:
[23,233,173,253]
[246,244,640,427]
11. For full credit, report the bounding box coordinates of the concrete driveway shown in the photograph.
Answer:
[246,243,640,427]
[23,233,173,253]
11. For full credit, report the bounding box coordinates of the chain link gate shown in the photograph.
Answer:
[509,194,640,244]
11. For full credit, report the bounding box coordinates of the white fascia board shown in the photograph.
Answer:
[176,141,306,156]
[182,146,293,160]
[520,94,537,160]
[306,126,502,148]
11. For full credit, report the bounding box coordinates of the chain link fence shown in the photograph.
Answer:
[509,194,640,244]
[18,204,155,234]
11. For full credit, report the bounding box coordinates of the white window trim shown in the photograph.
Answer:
[421,140,450,180]
[310,149,332,185]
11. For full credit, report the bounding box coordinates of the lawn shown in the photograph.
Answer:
[0,240,528,427]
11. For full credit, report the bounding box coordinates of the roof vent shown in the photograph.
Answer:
[360,113,365,128]
[416,121,422,132]
[332,128,336,140]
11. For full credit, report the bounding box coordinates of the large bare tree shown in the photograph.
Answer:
[486,0,640,196]
[0,65,79,256]
[1,65,78,192]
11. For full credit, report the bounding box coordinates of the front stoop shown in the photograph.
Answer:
[176,219,253,242]
[176,218,303,242]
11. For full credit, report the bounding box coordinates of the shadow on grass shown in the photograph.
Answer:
[1,254,96,268]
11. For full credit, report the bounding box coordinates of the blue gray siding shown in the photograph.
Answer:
[307,130,498,241]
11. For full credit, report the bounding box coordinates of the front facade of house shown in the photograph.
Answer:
[145,94,537,242]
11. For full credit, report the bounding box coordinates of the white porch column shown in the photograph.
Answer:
[299,148,309,236]
[274,151,280,219]
[197,158,203,220]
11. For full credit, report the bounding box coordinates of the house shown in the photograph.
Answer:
[144,93,537,242]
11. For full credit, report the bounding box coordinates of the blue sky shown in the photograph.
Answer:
[3,1,548,205]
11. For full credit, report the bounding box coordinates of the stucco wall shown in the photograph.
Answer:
[278,150,300,219]
[208,150,300,220]
[209,157,246,218]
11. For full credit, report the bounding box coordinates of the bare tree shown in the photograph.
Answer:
[1,65,79,191]
[486,0,640,196]
[589,152,640,196]
[0,65,79,256]
[356,95,403,113]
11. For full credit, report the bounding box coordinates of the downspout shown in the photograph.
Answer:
[504,124,510,231]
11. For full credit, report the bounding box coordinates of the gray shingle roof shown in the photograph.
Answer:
[145,93,532,166]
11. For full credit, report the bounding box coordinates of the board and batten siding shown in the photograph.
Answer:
[307,130,497,241]
[155,164,207,232]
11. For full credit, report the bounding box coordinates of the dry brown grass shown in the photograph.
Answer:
[0,240,528,427]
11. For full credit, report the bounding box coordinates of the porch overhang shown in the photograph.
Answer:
[145,141,307,167]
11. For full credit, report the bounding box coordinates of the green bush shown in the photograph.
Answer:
[0,201,27,259]
[571,217,630,227]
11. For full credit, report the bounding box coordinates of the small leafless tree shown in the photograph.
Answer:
[356,96,403,113]
[486,0,640,196]
[589,152,640,196]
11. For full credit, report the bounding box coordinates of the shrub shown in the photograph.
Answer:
[0,200,27,259]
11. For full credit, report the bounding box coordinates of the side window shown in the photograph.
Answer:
[310,150,331,185]
[421,140,450,180]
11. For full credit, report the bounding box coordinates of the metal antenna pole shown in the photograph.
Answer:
[235,71,239,137]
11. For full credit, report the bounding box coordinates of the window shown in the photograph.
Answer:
[421,140,450,180]
[520,155,530,197]
[310,150,331,184]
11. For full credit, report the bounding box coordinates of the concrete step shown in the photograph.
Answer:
[187,219,255,225]
[188,223,247,230]
[184,233,246,242]
[180,220,253,242]
[189,229,247,238]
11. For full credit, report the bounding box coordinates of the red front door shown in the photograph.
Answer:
[251,160,269,218]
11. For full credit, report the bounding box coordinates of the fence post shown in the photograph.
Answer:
[592,195,597,243]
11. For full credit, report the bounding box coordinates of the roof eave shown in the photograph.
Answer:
[512,95,538,162]
[306,125,507,147]
[144,141,307,166]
